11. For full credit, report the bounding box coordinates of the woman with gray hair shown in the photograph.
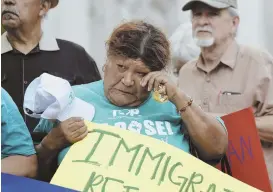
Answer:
[32,21,228,181]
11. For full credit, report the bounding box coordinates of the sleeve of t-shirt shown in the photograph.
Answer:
[216,116,228,134]
[1,88,36,158]
[33,119,55,134]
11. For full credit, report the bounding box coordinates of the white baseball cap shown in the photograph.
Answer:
[23,73,95,121]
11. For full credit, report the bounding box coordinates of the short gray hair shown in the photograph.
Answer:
[227,7,239,37]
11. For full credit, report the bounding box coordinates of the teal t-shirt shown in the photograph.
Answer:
[1,88,36,159]
[35,80,225,165]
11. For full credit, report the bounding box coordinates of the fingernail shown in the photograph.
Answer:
[148,86,151,91]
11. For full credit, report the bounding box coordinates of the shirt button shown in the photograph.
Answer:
[206,76,210,82]
[24,81,28,84]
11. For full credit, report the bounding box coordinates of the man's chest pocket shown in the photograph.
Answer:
[219,93,252,112]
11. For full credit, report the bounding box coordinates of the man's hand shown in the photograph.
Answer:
[256,116,273,143]
[42,117,88,151]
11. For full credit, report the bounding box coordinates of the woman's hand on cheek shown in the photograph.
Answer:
[140,71,179,102]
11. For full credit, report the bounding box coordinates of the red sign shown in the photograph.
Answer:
[217,108,272,192]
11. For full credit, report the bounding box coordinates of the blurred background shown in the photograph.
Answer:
[41,0,273,75]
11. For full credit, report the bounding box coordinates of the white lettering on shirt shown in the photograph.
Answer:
[128,121,142,133]
[165,122,174,135]
[114,122,127,130]
[112,109,140,118]
[155,121,167,136]
[143,120,156,135]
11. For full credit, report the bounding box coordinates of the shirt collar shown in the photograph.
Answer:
[220,40,239,69]
[196,40,239,71]
[1,31,60,54]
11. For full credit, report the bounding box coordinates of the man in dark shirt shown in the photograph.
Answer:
[1,0,101,130]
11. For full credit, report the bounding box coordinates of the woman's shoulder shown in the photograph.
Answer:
[1,88,18,114]
[71,80,105,105]
[72,80,104,95]
[1,88,12,106]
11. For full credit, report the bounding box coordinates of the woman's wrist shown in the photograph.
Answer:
[170,89,191,110]
[40,135,60,152]
[41,128,67,151]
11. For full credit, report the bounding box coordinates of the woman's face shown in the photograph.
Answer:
[104,55,152,107]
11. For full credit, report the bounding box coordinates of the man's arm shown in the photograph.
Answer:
[2,155,37,178]
[255,51,273,142]
[256,116,273,143]
[209,113,273,143]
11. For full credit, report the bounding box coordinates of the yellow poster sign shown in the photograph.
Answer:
[51,121,260,192]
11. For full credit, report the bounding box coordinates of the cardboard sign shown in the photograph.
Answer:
[51,121,260,192]
[218,108,272,192]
